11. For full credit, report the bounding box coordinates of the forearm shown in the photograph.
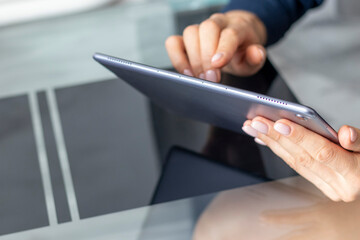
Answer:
[223,0,324,46]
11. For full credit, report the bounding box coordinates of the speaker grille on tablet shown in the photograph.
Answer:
[257,96,288,105]
[107,57,132,66]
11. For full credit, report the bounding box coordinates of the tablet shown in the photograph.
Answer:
[93,53,338,143]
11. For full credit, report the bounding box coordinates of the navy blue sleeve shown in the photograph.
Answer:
[223,0,324,46]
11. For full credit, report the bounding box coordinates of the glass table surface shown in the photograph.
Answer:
[2,176,359,240]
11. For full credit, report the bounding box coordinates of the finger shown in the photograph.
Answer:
[251,117,345,201]
[228,44,266,76]
[183,24,204,78]
[245,44,266,67]
[199,18,226,82]
[165,35,193,76]
[338,125,360,152]
[211,26,241,69]
[259,135,341,201]
[273,119,356,176]
[245,120,341,201]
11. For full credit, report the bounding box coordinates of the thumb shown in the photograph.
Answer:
[338,125,360,152]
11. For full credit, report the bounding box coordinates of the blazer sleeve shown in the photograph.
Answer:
[223,0,324,46]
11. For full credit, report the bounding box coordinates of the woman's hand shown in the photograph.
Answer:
[165,10,267,82]
[242,117,360,202]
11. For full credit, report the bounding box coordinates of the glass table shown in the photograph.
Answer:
[2,176,359,240]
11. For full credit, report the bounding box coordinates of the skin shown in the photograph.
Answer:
[165,10,267,82]
[261,199,360,240]
[243,117,360,202]
[193,181,326,240]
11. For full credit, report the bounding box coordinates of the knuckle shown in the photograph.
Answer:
[210,13,224,19]
[291,130,305,145]
[272,132,281,142]
[222,27,239,38]
[295,155,313,169]
[200,19,220,31]
[183,25,199,36]
[316,146,336,164]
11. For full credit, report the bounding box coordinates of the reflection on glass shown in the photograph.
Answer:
[193,178,360,240]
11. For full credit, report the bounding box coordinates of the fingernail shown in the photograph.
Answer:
[211,53,224,63]
[258,47,265,61]
[183,69,193,77]
[199,72,205,79]
[255,138,266,146]
[206,70,217,82]
[350,127,357,143]
[274,122,291,135]
[251,121,268,134]
[242,125,258,138]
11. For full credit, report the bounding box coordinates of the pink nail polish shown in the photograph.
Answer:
[183,69,194,77]
[255,138,266,146]
[206,70,217,82]
[199,73,205,79]
[251,121,268,134]
[350,127,357,143]
[274,122,291,135]
[242,125,258,138]
[211,53,224,63]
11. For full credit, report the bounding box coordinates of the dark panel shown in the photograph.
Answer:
[56,79,156,219]
[152,147,266,204]
[38,91,71,223]
[0,95,48,235]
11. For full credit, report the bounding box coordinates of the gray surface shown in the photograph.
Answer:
[0,95,49,235]
[0,176,329,240]
[56,79,159,219]
[38,92,71,224]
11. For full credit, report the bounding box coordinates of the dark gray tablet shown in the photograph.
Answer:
[93,53,338,143]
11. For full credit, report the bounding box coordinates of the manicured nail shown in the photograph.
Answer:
[258,47,265,61]
[251,121,268,134]
[199,73,205,79]
[206,70,217,82]
[211,53,224,63]
[255,138,266,146]
[274,122,291,135]
[183,69,194,77]
[350,127,357,143]
[242,125,258,138]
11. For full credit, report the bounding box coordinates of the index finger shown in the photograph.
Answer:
[199,15,227,82]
